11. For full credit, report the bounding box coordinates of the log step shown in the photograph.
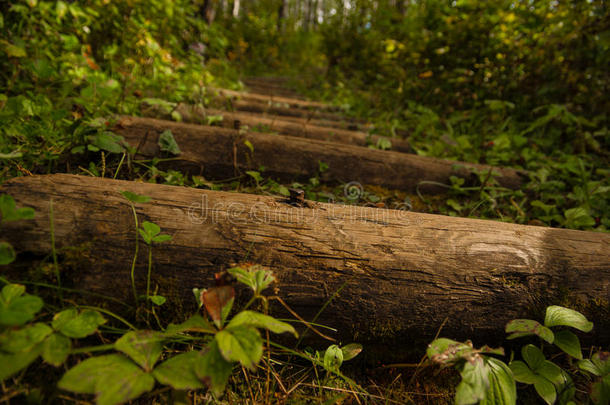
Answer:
[2,174,608,359]
[114,116,526,193]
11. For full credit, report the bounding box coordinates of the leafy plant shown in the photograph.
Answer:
[0,194,35,265]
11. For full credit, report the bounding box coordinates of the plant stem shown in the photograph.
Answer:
[146,244,152,304]
[49,199,62,300]
[113,152,126,179]
[129,203,139,304]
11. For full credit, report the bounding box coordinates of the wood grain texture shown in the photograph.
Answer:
[141,104,404,152]
[115,116,526,193]
[210,87,340,111]
[1,174,608,359]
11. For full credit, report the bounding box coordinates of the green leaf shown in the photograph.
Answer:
[0,284,44,326]
[58,354,155,405]
[481,358,516,405]
[153,351,204,390]
[194,340,233,397]
[152,234,172,243]
[505,319,554,343]
[165,314,215,335]
[0,194,34,222]
[158,130,181,155]
[216,326,262,370]
[533,375,556,405]
[376,137,392,150]
[341,343,363,361]
[0,40,26,58]
[0,322,52,353]
[227,310,297,336]
[591,375,610,405]
[323,345,344,373]
[149,295,166,306]
[246,170,263,183]
[544,306,593,332]
[427,338,477,365]
[0,344,42,381]
[115,331,163,372]
[563,207,595,228]
[227,266,276,295]
[244,140,254,153]
[52,309,106,338]
[578,352,610,378]
[522,344,546,371]
[88,132,125,154]
[139,221,161,244]
[0,242,16,265]
[553,330,582,359]
[120,191,151,204]
[42,332,71,366]
[509,361,537,384]
[455,356,489,405]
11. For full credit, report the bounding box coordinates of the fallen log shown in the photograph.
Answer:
[115,116,525,193]
[1,174,608,359]
[212,97,369,131]
[210,87,341,112]
[141,104,407,152]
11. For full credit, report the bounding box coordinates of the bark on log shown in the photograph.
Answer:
[115,116,526,193]
[211,97,368,131]
[1,174,608,359]
[141,104,405,152]
[210,87,341,112]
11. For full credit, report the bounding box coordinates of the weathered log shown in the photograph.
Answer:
[115,116,525,193]
[1,174,608,359]
[141,104,407,152]
[211,97,369,131]
[210,87,340,112]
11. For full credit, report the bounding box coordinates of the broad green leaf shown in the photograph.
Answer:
[553,330,582,359]
[246,170,263,183]
[481,357,516,405]
[537,360,565,387]
[0,40,26,58]
[227,310,297,336]
[0,194,34,222]
[533,375,556,405]
[0,242,16,265]
[427,338,477,365]
[505,319,554,343]
[544,306,593,332]
[323,345,344,372]
[522,344,545,371]
[591,375,610,405]
[165,314,215,335]
[1,283,25,301]
[152,234,172,243]
[0,322,52,353]
[341,343,363,361]
[216,326,262,370]
[120,191,151,204]
[58,354,155,405]
[0,285,44,326]
[509,361,537,384]
[194,340,233,397]
[149,295,166,306]
[152,351,204,390]
[158,130,181,155]
[455,357,489,405]
[53,309,106,338]
[0,344,42,381]
[115,331,163,371]
[88,132,125,154]
[42,332,71,366]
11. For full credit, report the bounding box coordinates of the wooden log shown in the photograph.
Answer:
[212,97,369,131]
[141,104,407,152]
[210,87,340,112]
[1,174,608,359]
[115,116,526,193]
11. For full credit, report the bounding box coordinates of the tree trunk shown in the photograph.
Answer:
[201,0,217,24]
[2,174,608,360]
[114,116,526,193]
[277,0,285,32]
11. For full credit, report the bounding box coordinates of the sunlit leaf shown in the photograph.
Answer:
[115,330,163,371]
